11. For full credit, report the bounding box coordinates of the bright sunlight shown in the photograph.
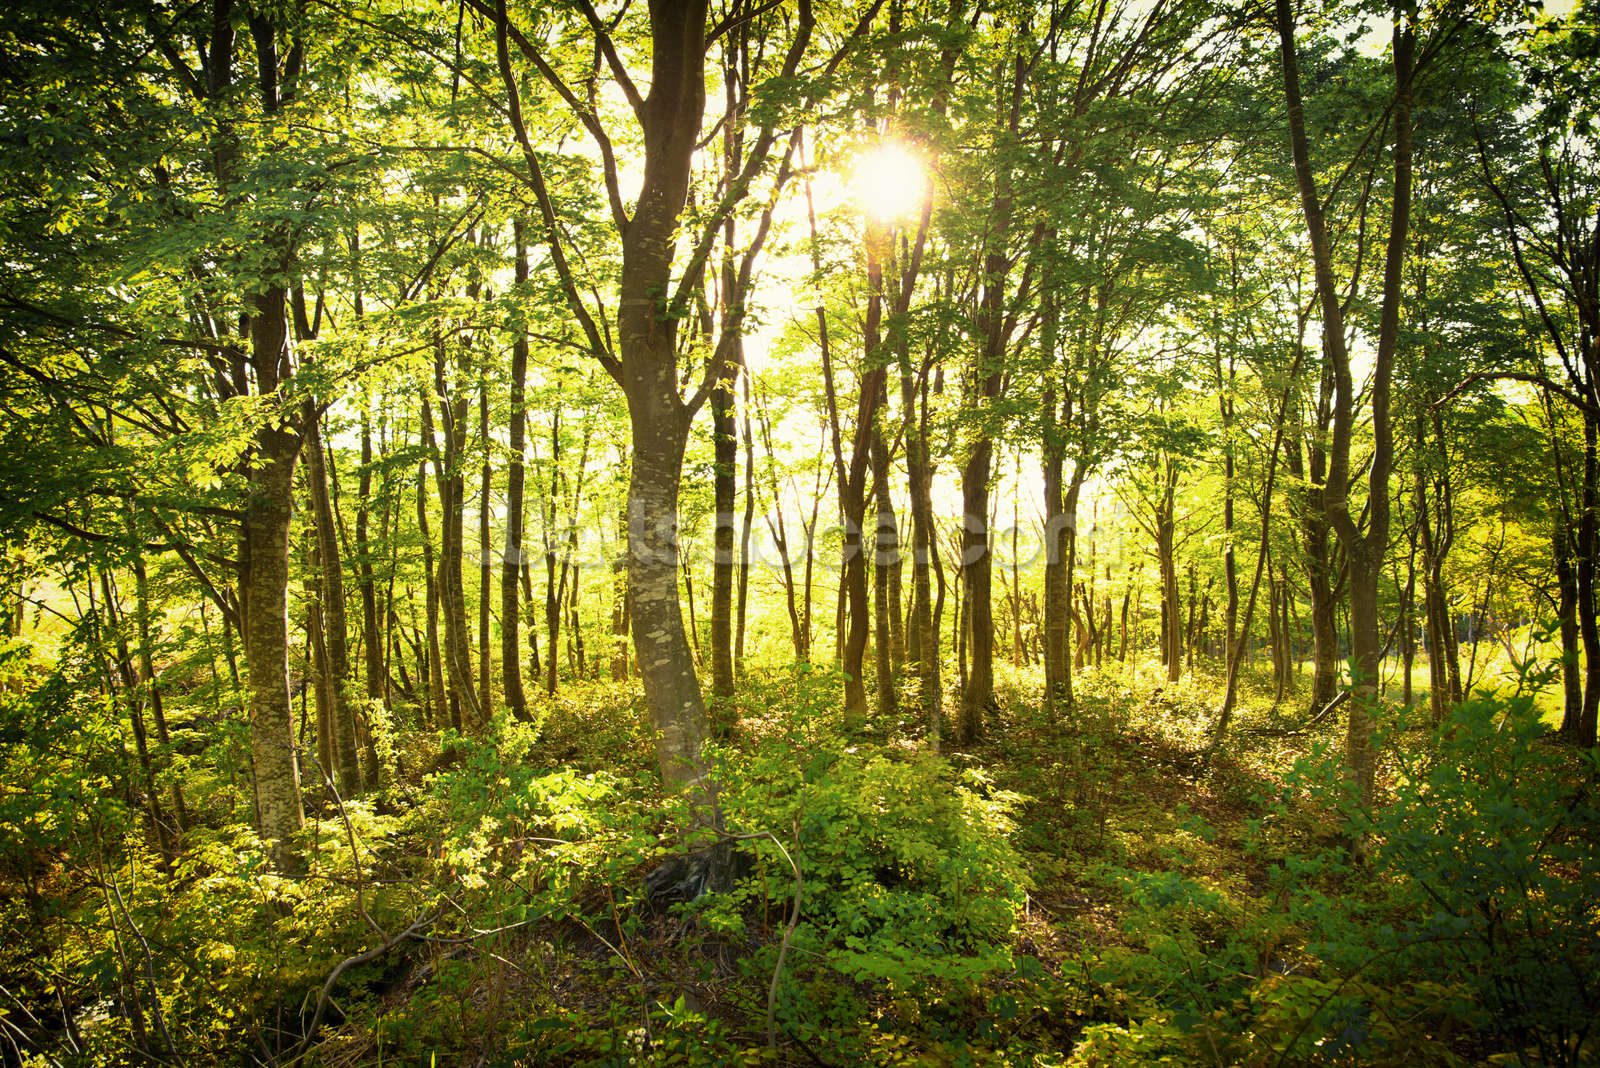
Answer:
[852,142,926,222]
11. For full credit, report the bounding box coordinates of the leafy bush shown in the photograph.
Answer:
[697,667,1032,1040]
[1369,692,1600,1066]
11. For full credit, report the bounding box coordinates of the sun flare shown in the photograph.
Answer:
[852,143,926,222]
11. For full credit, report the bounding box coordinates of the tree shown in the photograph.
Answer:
[1276,0,1420,809]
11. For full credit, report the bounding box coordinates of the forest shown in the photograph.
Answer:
[0,0,1597,1062]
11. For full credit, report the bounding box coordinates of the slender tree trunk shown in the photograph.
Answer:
[503,221,531,721]
[872,425,898,719]
[1577,419,1600,746]
[423,379,478,727]
[611,501,630,680]
[304,410,361,796]
[478,366,493,720]
[102,570,172,860]
[959,433,997,742]
[1278,0,1415,807]
[544,406,563,696]
[356,416,385,714]
[710,341,739,698]
[1042,397,1073,706]
[736,372,755,676]
[418,459,446,729]
[1156,463,1182,683]
[1555,525,1584,736]
[1216,330,1239,667]
[130,548,189,835]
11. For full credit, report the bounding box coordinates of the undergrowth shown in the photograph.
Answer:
[1,647,1595,1065]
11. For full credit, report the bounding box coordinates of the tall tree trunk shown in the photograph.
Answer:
[128,539,188,835]
[872,425,898,719]
[545,405,563,696]
[423,373,478,727]
[817,194,881,724]
[959,437,998,741]
[736,372,755,676]
[418,459,446,729]
[238,278,306,862]
[1279,0,1414,808]
[611,500,630,681]
[102,570,172,860]
[478,365,493,720]
[1555,523,1584,737]
[241,430,304,857]
[958,108,1025,741]
[304,410,361,796]
[907,380,941,739]
[612,0,721,798]
[502,221,531,722]
[1215,315,1239,668]
[1577,418,1600,746]
[710,341,739,699]
[357,413,385,713]
[1156,460,1182,683]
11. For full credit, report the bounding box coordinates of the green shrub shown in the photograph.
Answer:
[696,667,1032,1040]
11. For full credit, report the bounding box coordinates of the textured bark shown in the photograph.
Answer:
[240,403,304,861]
[614,0,718,798]
[627,409,710,791]
[1042,435,1082,710]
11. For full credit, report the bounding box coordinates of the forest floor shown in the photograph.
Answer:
[5,653,1592,1067]
[289,658,1589,1067]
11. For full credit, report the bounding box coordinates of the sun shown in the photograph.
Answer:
[852,143,926,223]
